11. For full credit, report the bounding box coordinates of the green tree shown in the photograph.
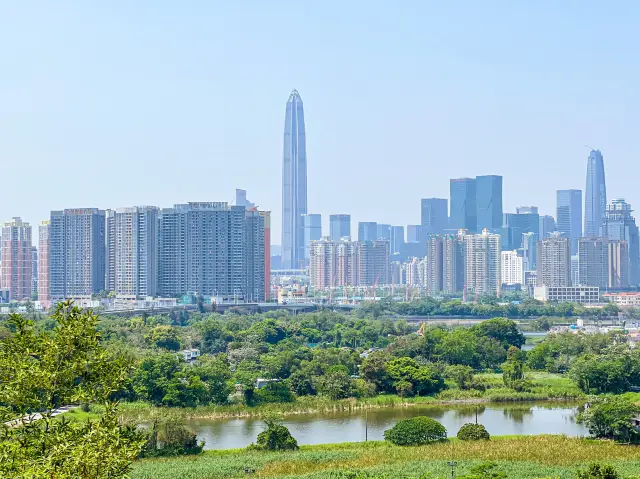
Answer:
[383,416,447,445]
[577,396,639,442]
[361,352,394,393]
[444,364,474,390]
[146,325,181,351]
[502,346,526,390]
[385,357,445,396]
[457,423,490,440]
[473,317,525,349]
[250,420,299,451]
[316,366,354,400]
[132,353,182,405]
[0,301,146,478]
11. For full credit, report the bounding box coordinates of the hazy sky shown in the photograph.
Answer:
[2,1,640,244]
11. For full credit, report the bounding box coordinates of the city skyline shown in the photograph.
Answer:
[2,3,639,246]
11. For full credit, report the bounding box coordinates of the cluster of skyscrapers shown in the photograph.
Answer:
[1,89,637,308]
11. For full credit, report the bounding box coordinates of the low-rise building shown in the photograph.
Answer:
[603,292,640,307]
[534,285,600,304]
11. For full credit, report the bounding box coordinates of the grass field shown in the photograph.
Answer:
[131,436,640,478]
[116,373,584,422]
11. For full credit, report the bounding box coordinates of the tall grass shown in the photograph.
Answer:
[131,436,640,479]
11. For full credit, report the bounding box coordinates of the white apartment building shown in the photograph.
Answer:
[501,250,524,286]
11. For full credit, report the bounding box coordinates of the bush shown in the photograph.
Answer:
[253,381,294,404]
[383,416,447,446]
[250,420,299,451]
[576,463,620,479]
[457,423,490,441]
[140,418,204,457]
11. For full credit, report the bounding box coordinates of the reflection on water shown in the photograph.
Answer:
[186,401,588,450]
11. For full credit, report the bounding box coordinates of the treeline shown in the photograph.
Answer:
[360,296,623,318]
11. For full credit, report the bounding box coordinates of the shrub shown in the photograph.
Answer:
[253,381,294,404]
[250,420,299,451]
[576,463,620,479]
[457,423,490,441]
[140,418,204,457]
[383,416,447,446]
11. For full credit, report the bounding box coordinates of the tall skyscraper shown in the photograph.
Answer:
[50,209,106,300]
[539,215,557,239]
[443,233,465,294]
[536,234,571,287]
[476,175,503,231]
[578,237,609,287]
[450,178,477,232]
[584,149,607,237]
[38,221,50,308]
[556,189,582,254]
[377,224,391,241]
[113,206,159,298]
[390,226,405,255]
[358,222,378,241]
[157,202,265,302]
[1,218,32,301]
[464,229,501,297]
[406,225,423,243]
[329,214,351,241]
[302,214,322,265]
[522,232,537,271]
[282,89,307,269]
[421,198,448,235]
[602,199,639,286]
[504,211,539,250]
[425,236,444,294]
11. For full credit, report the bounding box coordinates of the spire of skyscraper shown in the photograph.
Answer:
[281,89,308,269]
[584,149,607,237]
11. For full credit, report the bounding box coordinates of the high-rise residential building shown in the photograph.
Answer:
[406,225,423,243]
[358,222,378,241]
[260,211,271,301]
[309,238,389,288]
[443,233,465,294]
[377,224,391,241]
[504,211,540,250]
[475,175,503,231]
[282,89,307,269]
[157,202,265,302]
[390,261,404,286]
[608,240,630,288]
[302,214,322,265]
[602,199,640,286]
[356,240,390,286]
[539,215,557,239]
[578,237,609,288]
[421,198,448,235]
[536,234,571,287]
[390,226,405,255]
[1,218,32,301]
[584,149,607,237]
[329,214,351,241]
[425,236,444,294]
[556,189,582,254]
[235,189,255,208]
[405,257,421,286]
[38,221,51,308]
[105,210,116,292]
[113,206,158,299]
[450,178,477,232]
[501,250,524,286]
[50,209,106,300]
[522,232,537,271]
[464,229,501,297]
[31,247,38,299]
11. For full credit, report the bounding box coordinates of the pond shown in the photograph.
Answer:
[186,401,587,450]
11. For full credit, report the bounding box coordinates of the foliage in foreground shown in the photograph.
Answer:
[249,420,299,451]
[457,423,491,441]
[139,415,204,457]
[0,301,147,478]
[383,416,447,446]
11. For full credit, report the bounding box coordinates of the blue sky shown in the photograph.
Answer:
[2,1,640,243]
